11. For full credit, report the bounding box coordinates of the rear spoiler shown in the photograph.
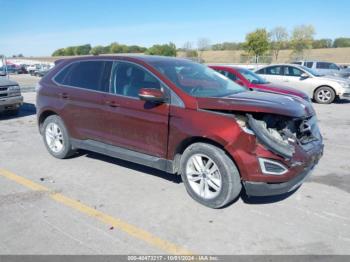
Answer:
[54,59,67,66]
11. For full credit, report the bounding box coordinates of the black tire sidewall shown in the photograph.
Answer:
[42,115,73,159]
[315,86,335,104]
[180,143,241,208]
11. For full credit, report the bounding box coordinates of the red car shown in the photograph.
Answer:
[210,65,310,101]
[36,56,323,208]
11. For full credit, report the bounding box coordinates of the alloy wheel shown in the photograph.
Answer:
[186,154,222,199]
[45,122,64,153]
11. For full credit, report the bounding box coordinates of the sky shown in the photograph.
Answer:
[1,0,349,56]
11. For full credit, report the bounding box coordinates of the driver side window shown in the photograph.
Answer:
[111,62,161,98]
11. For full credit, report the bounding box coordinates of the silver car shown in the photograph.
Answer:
[255,64,350,104]
[292,61,350,79]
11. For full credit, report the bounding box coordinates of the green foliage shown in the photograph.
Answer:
[212,42,243,50]
[243,28,270,61]
[290,25,315,57]
[312,39,333,49]
[146,43,177,56]
[52,42,147,56]
[74,44,91,55]
[90,45,105,55]
[333,38,350,48]
[52,48,66,56]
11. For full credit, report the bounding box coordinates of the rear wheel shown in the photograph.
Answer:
[42,115,75,159]
[180,143,241,208]
[314,86,335,104]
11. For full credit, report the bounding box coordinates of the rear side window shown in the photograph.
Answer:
[265,66,283,75]
[255,68,266,74]
[305,62,313,68]
[316,62,331,69]
[54,61,112,92]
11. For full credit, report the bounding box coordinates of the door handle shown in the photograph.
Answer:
[59,92,69,99]
[105,100,120,108]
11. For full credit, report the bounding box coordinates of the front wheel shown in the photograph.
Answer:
[42,115,75,159]
[180,143,242,208]
[314,86,335,104]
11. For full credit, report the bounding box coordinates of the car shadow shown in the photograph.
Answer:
[72,150,301,206]
[240,186,300,205]
[0,102,36,120]
[80,150,183,184]
[334,98,350,104]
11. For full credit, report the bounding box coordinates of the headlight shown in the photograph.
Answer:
[7,85,21,96]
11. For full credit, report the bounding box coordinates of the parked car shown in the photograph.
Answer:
[36,56,324,208]
[209,65,310,101]
[255,64,350,104]
[27,64,42,75]
[292,61,350,79]
[35,69,50,77]
[0,72,23,115]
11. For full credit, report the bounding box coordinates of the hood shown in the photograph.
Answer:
[0,77,18,86]
[255,82,309,100]
[197,91,315,118]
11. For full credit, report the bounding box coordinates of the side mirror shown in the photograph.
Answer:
[300,73,309,79]
[138,88,166,103]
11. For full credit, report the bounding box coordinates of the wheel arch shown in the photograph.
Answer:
[172,136,240,175]
[38,110,59,134]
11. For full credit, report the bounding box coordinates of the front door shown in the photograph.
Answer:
[102,61,170,158]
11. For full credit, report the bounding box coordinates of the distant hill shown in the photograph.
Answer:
[13,47,350,65]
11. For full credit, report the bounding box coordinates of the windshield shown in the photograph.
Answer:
[237,68,269,84]
[149,60,247,97]
[301,66,324,77]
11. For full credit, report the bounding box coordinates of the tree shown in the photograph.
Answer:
[146,43,177,56]
[269,27,288,61]
[197,38,211,59]
[333,37,350,48]
[52,48,66,56]
[182,41,198,58]
[290,25,315,58]
[74,44,91,55]
[243,29,270,63]
[312,39,333,49]
[90,45,105,55]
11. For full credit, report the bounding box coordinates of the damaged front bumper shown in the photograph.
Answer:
[243,148,323,196]
[231,112,324,196]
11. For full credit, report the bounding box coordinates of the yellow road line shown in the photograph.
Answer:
[0,168,193,255]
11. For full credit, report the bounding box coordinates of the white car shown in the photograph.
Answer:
[255,64,350,104]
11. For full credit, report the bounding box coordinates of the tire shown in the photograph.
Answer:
[180,143,242,208]
[42,115,75,159]
[314,86,335,104]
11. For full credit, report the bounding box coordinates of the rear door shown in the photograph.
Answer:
[101,61,170,158]
[256,66,285,86]
[54,60,112,141]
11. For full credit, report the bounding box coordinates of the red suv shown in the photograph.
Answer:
[210,65,310,101]
[36,56,323,208]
